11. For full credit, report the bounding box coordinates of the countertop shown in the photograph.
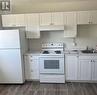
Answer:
[25,50,97,56]
[25,51,41,56]
[64,50,97,56]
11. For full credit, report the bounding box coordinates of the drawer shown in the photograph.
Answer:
[28,55,39,60]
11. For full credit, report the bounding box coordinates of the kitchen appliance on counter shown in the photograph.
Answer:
[39,42,65,83]
[0,29,27,84]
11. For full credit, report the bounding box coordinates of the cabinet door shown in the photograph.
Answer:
[31,59,39,80]
[77,11,90,24]
[24,14,40,38]
[52,12,64,25]
[92,60,97,81]
[39,13,52,26]
[79,60,92,80]
[91,11,97,24]
[24,55,39,80]
[24,14,39,26]
[65,55,78,80]
[65,12,77,25]
[64,25,77,38]
[25,27,40,39]
[2,14,25,27]
[24,55,32,80]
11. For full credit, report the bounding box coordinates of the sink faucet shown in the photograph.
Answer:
[86,46,89,50]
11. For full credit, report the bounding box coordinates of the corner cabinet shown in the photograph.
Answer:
[64,25,77,38]
[24,54,40,80]
[64,12,77,38]
[65,54,78,81]
[24,13,40,39]
[2,14,40,39]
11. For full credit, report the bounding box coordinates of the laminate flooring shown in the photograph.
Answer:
[0,82,97,95]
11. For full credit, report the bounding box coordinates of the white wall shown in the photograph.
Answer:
[28,25,97,51]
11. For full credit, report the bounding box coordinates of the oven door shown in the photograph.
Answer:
[39,57,64,74]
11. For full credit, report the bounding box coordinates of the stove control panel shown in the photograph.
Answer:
[42,42,64,48]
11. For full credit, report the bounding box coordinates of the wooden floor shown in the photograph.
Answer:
[0,82,97,95]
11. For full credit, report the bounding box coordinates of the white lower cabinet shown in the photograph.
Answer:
[78,56,97,81]
[92,60,97,81]
[78,60,92,80]
[24,54,39,80]
[65,54,97,82]
[65,55,78,80]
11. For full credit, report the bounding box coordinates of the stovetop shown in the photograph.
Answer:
[42,50,62,54]
[41,42,64,55]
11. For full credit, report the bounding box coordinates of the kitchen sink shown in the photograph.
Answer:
[81,50,97,53]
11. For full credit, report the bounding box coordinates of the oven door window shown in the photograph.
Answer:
[44,60,59,69]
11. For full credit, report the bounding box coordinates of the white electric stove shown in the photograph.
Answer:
[39,42,65,83]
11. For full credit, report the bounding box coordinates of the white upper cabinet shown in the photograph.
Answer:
[24,13,40,39]
[90,11,97,24]
[64,12,77,25]
[65,55,78,80]
[25,26,40,39]
[77,11,97,24]
[64,25,77,38]
[39,13,52,26]
[2,14,25,27]
[77,11,90,24]
[39,12,64,26]
[24,14,39,26]
[64,12,77,38]
[52,12,64,25]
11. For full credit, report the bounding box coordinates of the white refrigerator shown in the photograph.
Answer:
[0,29,27,84]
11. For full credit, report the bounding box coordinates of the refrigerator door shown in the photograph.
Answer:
[0,49,24,83]
[0,30,20,49]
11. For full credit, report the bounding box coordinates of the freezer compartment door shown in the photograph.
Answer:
[0,30,20,49]
[0,49,24,83]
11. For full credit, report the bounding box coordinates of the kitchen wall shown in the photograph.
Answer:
[11,0,97,13]
[28,25,97,51]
